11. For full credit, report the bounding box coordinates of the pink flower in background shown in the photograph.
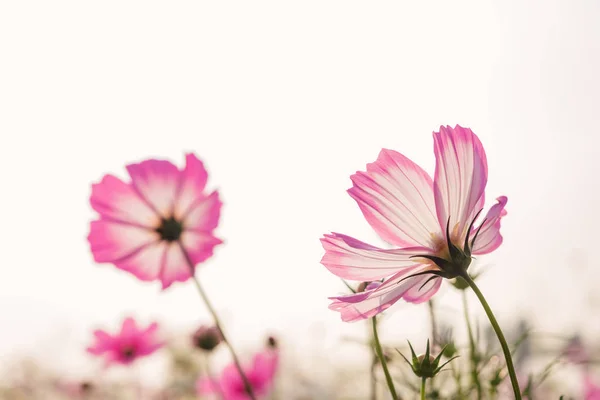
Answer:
[321,125,507,322]
[87,317,163,366]
[197,348,279,400]
[88,153,222,289]
[585,374,600,400]
[564,335,591,365]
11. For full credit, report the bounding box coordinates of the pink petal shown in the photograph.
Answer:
[120,317,138,337]
[174,153,209,219]
[114,241,168,282]
[86,330,113,355]
[196,376,222,395]
[348,149,440,247]
[585,375,600,400]
[138,323,164,356]
[220,364,247,394]
[90,174,159,227]
[183,191,222,233]
[328,266,430,322]
[471,196,507,255]
[401,275,442,303]
[88,220,159,263]
[159,242,192,289]
[320,233,432,281]
[251,349,279,384]
[433,125,488,245]
[155,233,222,289]
[182,231,223,265]
[126,159,181,218]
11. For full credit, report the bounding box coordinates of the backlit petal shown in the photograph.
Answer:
[348,149,439,247]
[401,274,442,303]
[328,266,429,322]
[88,220,158,263]
[433,125,488,244]
[114,241,168,282]
[174,153,209,219]
[471,196,507,255]
[126,159,181,218]
[90,175,159,227]
[320,233,432,281]
[183,191,222,233]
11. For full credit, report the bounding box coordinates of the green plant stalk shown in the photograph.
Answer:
[180,245,257,400]
[371,317,398,400]
[420,377,426,400]
[460,273,521,400]
[462,290,483,400]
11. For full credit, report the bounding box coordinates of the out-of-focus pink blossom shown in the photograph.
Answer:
[321,125,507,321]
[86,317,163,366]
[55,380,94,399]
[564,336,591,365]
[585,374,600,400]
[197,348,279,400]
[88,153,222,289]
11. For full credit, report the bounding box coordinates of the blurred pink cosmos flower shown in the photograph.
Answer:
[197,348,279,400]
[87,317,164,366]
[564,335,591,365]
[321,125,507,322]
[585,374,600,400]
[88,153,222,289]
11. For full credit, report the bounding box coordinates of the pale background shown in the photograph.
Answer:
[0,0,599,394]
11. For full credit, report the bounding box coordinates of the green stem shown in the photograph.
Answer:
[420,377,426,400]
[180,244,257,400]
[462,291,482,400]
[451,361,464,399]
[461,273,521,400]
[371,317,398,400]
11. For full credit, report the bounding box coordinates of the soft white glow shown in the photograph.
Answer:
[0,0,598,387]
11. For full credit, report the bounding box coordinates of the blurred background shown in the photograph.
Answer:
[0,0,599,398]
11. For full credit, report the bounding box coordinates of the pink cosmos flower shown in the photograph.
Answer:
[563,335,591,365]
[585,374,600,400]
[321,125,507,322]
[88,153,222,289]
[196,348,279,400]
[87,317,164,366]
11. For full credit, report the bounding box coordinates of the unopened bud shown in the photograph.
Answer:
[267,336,278,349]
[192,325,222,351]
[397,339,458,379]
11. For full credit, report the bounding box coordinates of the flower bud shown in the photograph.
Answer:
[267,336,278,349]
[192,325,222,351]
[397,339,458,379]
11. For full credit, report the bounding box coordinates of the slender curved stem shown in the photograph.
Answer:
[462,290,482,400]
[371,317,398,400]
[420,377,426,400]
[180,244,256,400]
[460,273,521,400]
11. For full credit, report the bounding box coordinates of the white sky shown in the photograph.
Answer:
[1,0,599,388]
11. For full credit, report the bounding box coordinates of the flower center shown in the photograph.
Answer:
[121,346,136,360]
[156,217,183,242]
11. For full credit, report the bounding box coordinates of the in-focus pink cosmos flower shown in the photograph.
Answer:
[196,349,279,400]
[321,125,507,322]
[88,153,222,289]
[87,317,164,366]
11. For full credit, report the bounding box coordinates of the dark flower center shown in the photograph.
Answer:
[121,346,136,360]
[156,217,183,242]
[195,334,220,351]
